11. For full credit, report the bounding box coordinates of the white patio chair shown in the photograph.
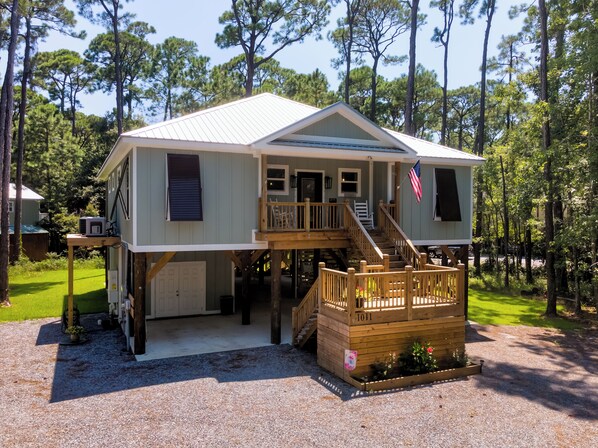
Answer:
[271,199,293,229]
[353,200,374,229]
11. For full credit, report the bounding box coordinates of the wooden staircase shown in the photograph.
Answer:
[368,229,408,271]
[292,204,426,348]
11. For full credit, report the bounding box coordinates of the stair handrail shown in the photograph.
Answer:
[291,279,319,344]
[344,202,385,266]
[379,203,427,270]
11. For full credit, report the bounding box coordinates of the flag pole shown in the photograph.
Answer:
[396,159,421,190]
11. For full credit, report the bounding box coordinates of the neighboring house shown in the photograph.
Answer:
[8,183,48,261]
[98,94,483,380]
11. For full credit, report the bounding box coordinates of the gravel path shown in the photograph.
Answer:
[0,314,596,447]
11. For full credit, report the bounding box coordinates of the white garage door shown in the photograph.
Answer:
[152,261,206,318]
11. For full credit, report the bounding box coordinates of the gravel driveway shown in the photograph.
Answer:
[0,314,596,447]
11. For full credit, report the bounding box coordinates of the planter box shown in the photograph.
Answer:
[347,362,483,392]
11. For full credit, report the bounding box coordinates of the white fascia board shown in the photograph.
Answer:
[252,102,417,156]
[97,136,250,180]
[126,242,268,253]
[411,239,472,246]
[418,157,485,167]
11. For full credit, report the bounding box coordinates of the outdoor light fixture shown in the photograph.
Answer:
[290,175,297,188]
[325,176,333,189]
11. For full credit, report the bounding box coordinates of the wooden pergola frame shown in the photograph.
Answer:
[66,234,121,327]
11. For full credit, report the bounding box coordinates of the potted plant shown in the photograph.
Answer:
[65,325,86,343]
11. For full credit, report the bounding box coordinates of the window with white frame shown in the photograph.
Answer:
[266,164,289,195]
[338,168,361,197]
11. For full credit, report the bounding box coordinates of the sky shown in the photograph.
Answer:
[37,0,527,117]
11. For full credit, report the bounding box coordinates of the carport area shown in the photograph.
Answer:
[135,298,300,361]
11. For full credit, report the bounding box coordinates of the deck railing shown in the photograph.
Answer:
[262,198,344,232]
[344,203,386,267]
[291,279,319,343]
[379,202,427,270]
[319,262,464,326]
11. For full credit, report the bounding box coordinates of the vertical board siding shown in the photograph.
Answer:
[400,164,472,242]
[146,251,232,314]
[136,147,258,246]
[373,162,388,206]
[267,156,370,204]
[106,155,133,244]
[291,113,379,141]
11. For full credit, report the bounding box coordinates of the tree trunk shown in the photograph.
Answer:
[370,57,379,121]
[525,225,533,284]
[440,1,453,146]
[12,16,33,264]
[404,0,419,136]
[111,5,124,134]
[0,0,20,305]
[472,0,495,277]
[538,0,557,316]
[500,156,509,287]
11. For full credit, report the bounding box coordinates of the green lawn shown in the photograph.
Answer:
[468,287,582,330]
[0,268,108,322]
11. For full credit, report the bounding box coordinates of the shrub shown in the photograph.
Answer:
[399,340,438,375]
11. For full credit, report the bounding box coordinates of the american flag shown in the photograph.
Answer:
[408,161,422,203]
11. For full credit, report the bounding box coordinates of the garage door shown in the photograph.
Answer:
[152,261,206,318]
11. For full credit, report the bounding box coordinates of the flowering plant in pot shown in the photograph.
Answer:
[65,325,86,342]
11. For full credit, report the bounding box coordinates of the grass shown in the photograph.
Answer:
[468,287,583,331]
[0,261,107,322]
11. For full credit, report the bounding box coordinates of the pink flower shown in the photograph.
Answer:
[427,347,434,354]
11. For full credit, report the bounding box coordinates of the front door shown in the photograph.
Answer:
[297,172,323,229]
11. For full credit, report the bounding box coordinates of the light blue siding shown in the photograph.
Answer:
[291,113,378,141]
[400,164,472,243]
[136,148,258,247]
[145,251,233,315]
[267,156,370,204]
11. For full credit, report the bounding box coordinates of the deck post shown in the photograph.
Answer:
[459,245,469,319]
[304,198,310,232]
[347,267,356,325]
[378,200,384,231]
[383,254,390,272]
[133,252,146,355]
[271,249,282,344]
[240,251,252,325]
[457,262,466,316]
[318,261,325,313]
[359,260,367,273]
[260,155,268,232]
[394,162,401,224]
[67,245,74,327]
[405,265,413,321]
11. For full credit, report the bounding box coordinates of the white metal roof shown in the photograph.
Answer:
[124,94,318,145]
[385,129,484,164]
[9,183,43,201]
[99,93,483,179]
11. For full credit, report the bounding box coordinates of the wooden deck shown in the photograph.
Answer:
[312,262,467,382]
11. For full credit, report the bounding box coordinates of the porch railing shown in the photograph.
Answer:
[379,203,427,270]
[344,202,387,268]
[261,198,344,232]
[291,279,319,344]
[319,262,464,326]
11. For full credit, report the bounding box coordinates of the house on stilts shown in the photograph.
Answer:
[90,93,483,381]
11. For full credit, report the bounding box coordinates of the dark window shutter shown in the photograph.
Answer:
[167,154,203,221]
[435,168,461,222]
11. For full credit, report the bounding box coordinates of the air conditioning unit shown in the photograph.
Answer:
[79,217,106,236]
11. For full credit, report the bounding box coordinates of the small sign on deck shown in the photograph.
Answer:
[344,349,358,371]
